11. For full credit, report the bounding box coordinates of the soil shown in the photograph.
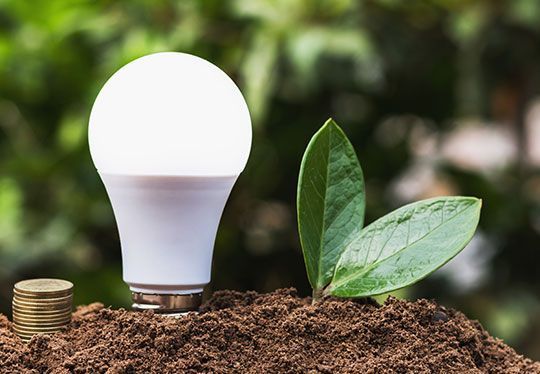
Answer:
[0,288,538,373]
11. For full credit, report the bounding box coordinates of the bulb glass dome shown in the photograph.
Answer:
[89,52,251,176]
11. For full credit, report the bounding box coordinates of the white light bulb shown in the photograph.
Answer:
[88,52,251,312]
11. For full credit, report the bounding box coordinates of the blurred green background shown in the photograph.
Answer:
[0,0,539,359]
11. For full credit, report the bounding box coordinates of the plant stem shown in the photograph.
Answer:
[312,288,323,304]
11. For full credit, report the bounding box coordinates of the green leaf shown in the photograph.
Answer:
[328,196,482,297]
[297,118,365,292]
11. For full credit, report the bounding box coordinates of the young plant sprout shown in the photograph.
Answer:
[297,119,482,302]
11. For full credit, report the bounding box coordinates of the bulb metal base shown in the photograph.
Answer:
[131,292,202,315]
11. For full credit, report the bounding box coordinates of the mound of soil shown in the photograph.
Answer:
[0,288,538,373]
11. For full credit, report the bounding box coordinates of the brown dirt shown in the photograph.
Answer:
[0,288,538,373]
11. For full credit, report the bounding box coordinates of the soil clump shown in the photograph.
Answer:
[0,288,538,373]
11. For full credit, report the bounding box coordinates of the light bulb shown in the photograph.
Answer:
[88,52,251,313]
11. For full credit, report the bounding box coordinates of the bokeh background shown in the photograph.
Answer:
[0,0,539,359]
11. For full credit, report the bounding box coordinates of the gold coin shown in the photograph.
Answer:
[12,311,71,319]
[13,309,71,318]
[13,292,71,300]
[13,312,70,320]
[13,293,72,303]
[13,293,73,303]
[13,325,68,334]
[12,297,71,303]
[12,308,72,317]
[13,315,71,323]
[12,297,72,307]
[11,300,72,310]
[14,279,73,297]
[13,314,71,324]
[12,298,72,309]
[13,321,70,330]
[11,301,71,313]
[12,327,54,335]
[13,313,71,320]
[13,319,70,328]
[13,291,73,301]
[14,319,70,328]
[13,308,71,317]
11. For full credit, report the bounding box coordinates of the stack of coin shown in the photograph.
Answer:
[12,279,73,342]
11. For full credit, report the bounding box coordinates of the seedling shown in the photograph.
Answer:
[297,119,482,302]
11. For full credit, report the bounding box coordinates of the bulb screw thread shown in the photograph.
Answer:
[131,292,202,315]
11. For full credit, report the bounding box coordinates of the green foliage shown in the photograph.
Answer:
[329,197,481,297]
[297,119,365,294]
[297,120,482,300]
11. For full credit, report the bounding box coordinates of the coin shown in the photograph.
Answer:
[13,295,73,305]
[13,318,70,328]
[12,308,72,317]
[12,303,72,312]
[13,294,72,303]
[14,319,70,328]
[13,323,68,332]
[12,319,71,328]
[14,279,73,297]
[13,324,67,332]
[13,292,72,301]
[13,316,71,325]
[12,278,73,342]
[12,306,72,314]
[13,308,72,315]
[13,309,72,318]
[13,297,72,306]
[13,312,71,321]
[11,329,65,339]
